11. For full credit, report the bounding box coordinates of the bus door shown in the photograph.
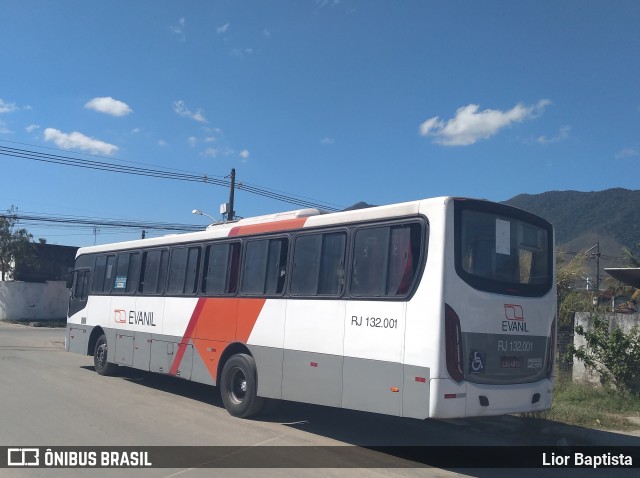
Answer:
[282,231,348,407]
[107,252,147,369]
[341,222,421,416]
[67,268,90,354]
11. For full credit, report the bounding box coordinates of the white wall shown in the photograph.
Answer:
[0,281,69,321]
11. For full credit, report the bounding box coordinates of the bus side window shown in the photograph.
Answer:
[266,238,288,295]
[72,270,89,301]
[92,254,115,294]
[242,238,288,296]
[113,253,130,294]
[203,242,240,295]
[126,253,141,294]
[92,255,106,293]
[113,252,140,295]
[351,223,422,298]
[167,246,201,295]
[140,249,169,295]
[350,227,389,297]
[291,234,321,295]
[387,224,422,295]
[292,232,346,296]
[318,232,346,295]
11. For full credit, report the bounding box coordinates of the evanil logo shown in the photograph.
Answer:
[502,304,529,332]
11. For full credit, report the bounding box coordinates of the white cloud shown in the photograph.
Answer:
[219,146,235,156]
[43,128,118,155]
[419,100,551,146]
[320,136,335,145]
[263,28,272,38]
[25,124,40,133]
[316,0,342,7]
[239,149,250,159]
[173,100,208,123]
[157,140,168,148]
[188,136,197,147]
[0,99,18,114]
[85,97,132,117]
[230,47,254,58]
[0,121,12,135]
[536,125,571,145]
[615,148,639,160]
[170,17,186,41]
[217,23,230,34]
[202,147,218,158]
[203,126,223,139]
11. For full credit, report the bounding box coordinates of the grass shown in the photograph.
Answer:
[536,378,640,431]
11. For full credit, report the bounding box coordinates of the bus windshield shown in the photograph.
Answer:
[455,200,553,297]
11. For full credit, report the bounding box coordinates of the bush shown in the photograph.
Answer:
[566,314,640,393]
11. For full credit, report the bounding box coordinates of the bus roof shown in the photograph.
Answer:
[75,196,455,257]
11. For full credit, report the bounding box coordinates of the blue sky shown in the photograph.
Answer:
[1,1,639,246]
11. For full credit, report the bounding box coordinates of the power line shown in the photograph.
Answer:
[0,143,343,212]
[4,212,202,233]
[558,249,628,263]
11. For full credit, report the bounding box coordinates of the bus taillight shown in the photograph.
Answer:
[445,304,464,382]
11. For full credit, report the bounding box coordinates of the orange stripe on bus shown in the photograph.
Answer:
[169,298,206,376]
[228,217,309,237]
[189,297,267,383]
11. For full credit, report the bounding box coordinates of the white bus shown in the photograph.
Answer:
[66,197,556,419]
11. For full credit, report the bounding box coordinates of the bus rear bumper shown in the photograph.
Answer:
[429,378,554,418]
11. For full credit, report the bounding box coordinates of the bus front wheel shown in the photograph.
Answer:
[93,334,117,376]
[220,354,264,418]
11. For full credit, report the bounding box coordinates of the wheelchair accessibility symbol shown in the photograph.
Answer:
[469,350,485,374]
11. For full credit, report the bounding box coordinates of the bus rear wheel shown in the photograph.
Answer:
[93,334,117,376]
[220,354,264,418]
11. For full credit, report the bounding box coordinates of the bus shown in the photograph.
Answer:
[66,197,556,419]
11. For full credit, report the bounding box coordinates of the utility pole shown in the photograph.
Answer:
[594,242,601,293]
[228,168,236,221]
[586,242,601,292]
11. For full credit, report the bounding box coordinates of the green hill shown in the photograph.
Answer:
[349,188,640,266]
[504,188,640,270]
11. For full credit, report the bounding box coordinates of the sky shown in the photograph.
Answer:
[1,0,639,246]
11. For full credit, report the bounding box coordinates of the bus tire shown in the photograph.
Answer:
[93,334,117,376]
[220,354,264,418]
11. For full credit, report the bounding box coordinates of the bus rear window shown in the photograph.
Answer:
[455,202,552,296]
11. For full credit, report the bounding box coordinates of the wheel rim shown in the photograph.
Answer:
[228,366,247,404]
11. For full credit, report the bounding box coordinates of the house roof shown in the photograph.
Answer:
[604,268,640,288]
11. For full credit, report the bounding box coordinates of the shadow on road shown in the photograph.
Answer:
[84,364,640,475]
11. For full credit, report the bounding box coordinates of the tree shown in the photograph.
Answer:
[556,250,589,326]
[556,250,588,298]
[0,206,35,281]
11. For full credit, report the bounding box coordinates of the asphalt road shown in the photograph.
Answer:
[0,321,638,478]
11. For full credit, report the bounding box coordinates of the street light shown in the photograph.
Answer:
[191,209,217,223]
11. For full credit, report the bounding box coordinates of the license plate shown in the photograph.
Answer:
[501,356,521,368]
